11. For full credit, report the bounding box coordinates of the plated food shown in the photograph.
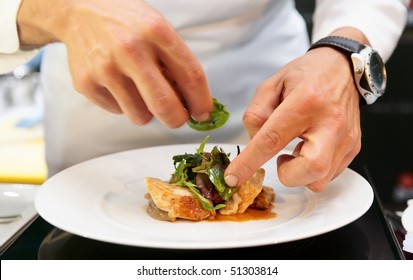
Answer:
[144,137,275,222]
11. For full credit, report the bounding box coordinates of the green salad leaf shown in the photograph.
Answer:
[192,146,235,201]
[170,136,236,210]
[182,181,226,211]
[187,98,229,131]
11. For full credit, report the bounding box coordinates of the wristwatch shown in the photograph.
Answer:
[308,36,387,105]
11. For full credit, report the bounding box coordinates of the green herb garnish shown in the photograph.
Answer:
[187,98,229,131]
[170,136,236,210]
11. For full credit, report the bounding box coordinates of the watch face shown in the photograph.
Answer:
[369,51,385,88]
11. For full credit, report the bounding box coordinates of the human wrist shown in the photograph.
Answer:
[309,29,387,105]
[328,27,370,47]
[16,0,69,49]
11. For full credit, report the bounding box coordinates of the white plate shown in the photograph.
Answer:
[0,184,38,254]
[35,144,373,249]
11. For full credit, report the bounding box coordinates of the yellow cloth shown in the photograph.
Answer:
[0,115,47,184]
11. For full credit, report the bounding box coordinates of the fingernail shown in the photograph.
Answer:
[225,174,239,187]
[193,112,211,122]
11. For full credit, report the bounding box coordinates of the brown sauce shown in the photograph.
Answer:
[208,208,277,222]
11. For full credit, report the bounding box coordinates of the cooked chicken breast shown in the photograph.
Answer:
[145,168,267,221]
[219,168,265,215]
[250,186,275,210]
[144,177,214,221]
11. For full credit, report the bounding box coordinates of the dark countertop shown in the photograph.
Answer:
[1,184,405,260]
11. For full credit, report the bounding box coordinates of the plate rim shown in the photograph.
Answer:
[35,144,374,249]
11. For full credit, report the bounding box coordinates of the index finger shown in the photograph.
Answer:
[157,29,213,122]
[224,97,306,187]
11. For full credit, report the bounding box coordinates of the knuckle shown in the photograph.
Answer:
[182,66,207,88]
[243,110,266,129]
[150,94,174,114]
[298,88,326,112]
[344,127,360,147]
[255,81,271,94]
[256,129,283,157]
[324,107,348,137]
[142,16,173,42]
[277,171,292,187]
[306,157,329,179]
[73,72,94,94]
[149,94,186,128]
[307,180,328,192]
[353,138,362,154]
[349,138,362,159]
[118,37,137,54]
[96,60,116,79]
[115,35,143,58]
[129,113,153,126]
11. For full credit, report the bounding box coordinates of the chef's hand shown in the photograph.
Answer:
[225,29,366,192]
[17,0,212,127]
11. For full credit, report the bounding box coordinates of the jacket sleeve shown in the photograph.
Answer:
[312,0,409,62]
[0,0,38,74]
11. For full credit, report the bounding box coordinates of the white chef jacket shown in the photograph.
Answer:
[0,0,408,176]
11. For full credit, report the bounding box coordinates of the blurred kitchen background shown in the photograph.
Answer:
[0,49,47,185]
[1,0,412,219]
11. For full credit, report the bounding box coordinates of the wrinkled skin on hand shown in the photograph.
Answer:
[17,0,213,127]
[225,32,363,192]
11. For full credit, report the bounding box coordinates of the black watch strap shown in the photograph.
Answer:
[308,36,365,55]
